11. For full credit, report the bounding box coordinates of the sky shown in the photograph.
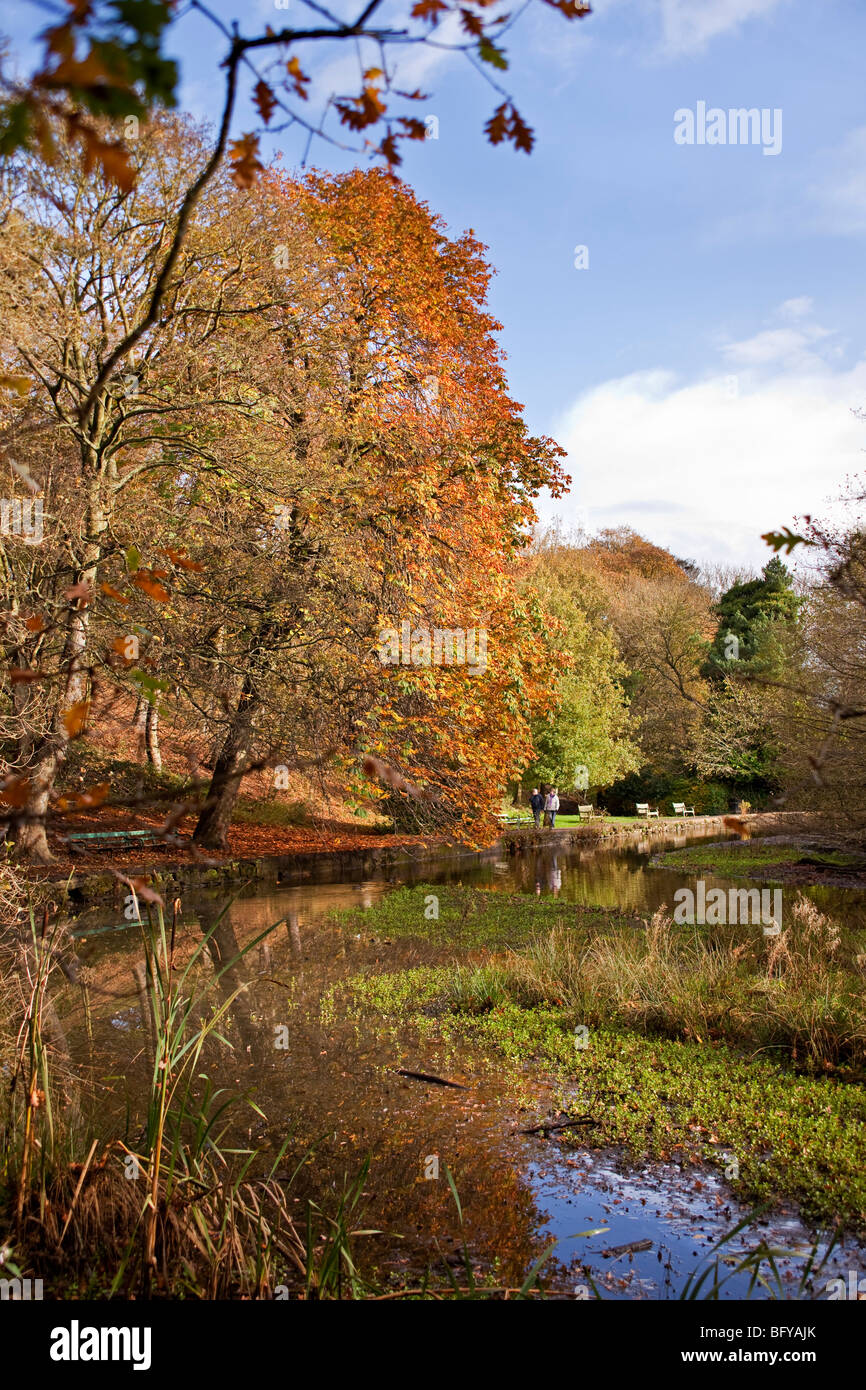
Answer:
[8,0,866,568]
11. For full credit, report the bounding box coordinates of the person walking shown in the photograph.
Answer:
[549,787,560,828]
[543,788,554,827]
[530,787,544,828]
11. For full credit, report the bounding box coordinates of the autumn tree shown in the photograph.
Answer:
[574,529,714,774]
[0,114,325,858]
[0,0,593,434]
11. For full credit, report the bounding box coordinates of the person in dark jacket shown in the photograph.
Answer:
[530,788,544,828]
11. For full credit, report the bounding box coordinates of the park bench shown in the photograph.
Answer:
[672,801,695,817]
[63,828,172,853]
[577,804,596,820]
[636,802,659,819]
[496,812,534,828]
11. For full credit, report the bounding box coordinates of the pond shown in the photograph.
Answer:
[60,826,866,1299]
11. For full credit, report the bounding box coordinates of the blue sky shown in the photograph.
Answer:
[8,0,866,566]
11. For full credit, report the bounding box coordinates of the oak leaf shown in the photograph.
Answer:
[253,79,277,126]
[228,133,264,189]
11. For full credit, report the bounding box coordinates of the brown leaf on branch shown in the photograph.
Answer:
[160,547,204,572]
[411,0,449,19]
[9,668,47,684]
[485,101,534,153]
[397,117,428,140]
[460,9,484,37]
[335,85,387,133]
[485,101,510,146]
[101,583,130,603]
[542,0,592,17]
[286,56,310,100]
[114,873,165,908]
[510,107,534,153]
[0,777,31,807]
[64,580,92,604]
[379,131,402,167]
[228,133,265,189]
[111,636,136,663]
[73,781,111,809]
[131,569,170,602]
[253,79,277,126]
[62,700,91,738]
[76,123,136,193]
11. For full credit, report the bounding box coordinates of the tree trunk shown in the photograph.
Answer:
[133,696,148,759]
[192,713,251,850]
[145,703,161,771]
[12,746,60,864]
[14,474,106,863]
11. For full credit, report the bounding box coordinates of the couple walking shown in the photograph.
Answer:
[530,786,559,828]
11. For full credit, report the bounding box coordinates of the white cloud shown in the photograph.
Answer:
[720,324,833,371]
[778,296,814,321]
[656,0,790,57]
[546,306,866,566]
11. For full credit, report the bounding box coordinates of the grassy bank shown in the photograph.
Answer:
[326,886,866,1231]
[650,839,866,883]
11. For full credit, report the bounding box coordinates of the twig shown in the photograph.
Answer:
[394,1068,467,1090]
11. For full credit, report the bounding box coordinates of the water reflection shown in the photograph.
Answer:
[55,826,866,1296]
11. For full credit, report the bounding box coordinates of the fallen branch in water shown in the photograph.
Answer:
[602,1239,653,1259]
[394,1068,468,1090]
[520,1115,597,1135]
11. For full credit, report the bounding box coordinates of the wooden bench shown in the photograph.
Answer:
[495,813,534,828]
[577,804,596,821]
[636,802,659,819]
[63,828,171,853]
[672,801,695,817]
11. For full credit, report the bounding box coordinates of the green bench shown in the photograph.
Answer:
[63,829,170,853]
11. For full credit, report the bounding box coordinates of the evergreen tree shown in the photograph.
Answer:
[702,557,800,681]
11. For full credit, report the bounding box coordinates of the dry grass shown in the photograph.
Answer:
[443,895,866,1070]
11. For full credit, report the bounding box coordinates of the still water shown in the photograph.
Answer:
[63,827,866,1299]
